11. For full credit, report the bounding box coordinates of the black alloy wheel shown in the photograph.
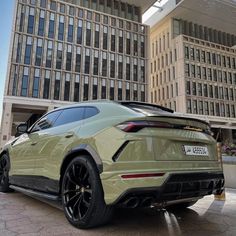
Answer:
[0,154,11,192]
[62,155,113,229]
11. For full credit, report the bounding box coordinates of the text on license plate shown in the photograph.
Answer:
[183,145,209,156]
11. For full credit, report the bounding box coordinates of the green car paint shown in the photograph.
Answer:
[1,101,223,205]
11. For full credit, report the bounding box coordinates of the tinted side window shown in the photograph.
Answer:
[53,107,85,127]
[84,107,99,119]
[31,110,62,132]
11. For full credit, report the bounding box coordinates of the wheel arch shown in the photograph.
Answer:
[59,144,103,194]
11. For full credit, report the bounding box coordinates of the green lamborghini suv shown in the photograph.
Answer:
[0,101,224,228]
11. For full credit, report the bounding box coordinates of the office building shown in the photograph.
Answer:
[0,0,156,147]
[148,0,236,142]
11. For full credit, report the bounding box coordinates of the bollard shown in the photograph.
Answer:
[214,142,226,201]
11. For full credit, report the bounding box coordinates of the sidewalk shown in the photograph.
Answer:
[0,189,236,236]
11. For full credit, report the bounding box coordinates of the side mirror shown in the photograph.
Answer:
[15,123,28,137]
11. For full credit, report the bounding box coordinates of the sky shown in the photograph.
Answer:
[0,0,14,123]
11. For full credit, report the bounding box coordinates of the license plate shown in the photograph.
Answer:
[183,145,209,156]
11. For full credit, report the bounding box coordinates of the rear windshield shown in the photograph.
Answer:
[120,102,174,115]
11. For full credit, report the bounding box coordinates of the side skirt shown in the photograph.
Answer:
[10,185,60,201]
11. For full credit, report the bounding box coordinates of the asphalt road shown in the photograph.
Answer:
[0,189,236,236]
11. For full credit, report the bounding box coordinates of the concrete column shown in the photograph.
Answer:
[0,102,13,148]
[222,129,233,144]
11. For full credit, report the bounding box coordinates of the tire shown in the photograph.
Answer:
[166,200,198,210]
[0,154,11,193]
[61,155,113,229]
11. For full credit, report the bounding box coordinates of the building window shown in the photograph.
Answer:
[54,72,61,100]
[201,50,205,63]
[118,30,123,53]
[118,55,123,79]
[86,22,91,46]
[214,86,219,99]
[187,100,191,113]
[110,80,114,100]
[56,43,63,69]
[92,77,98,100]
[38,10,45,36]
[12,66,18,96]
[126,82,130,100]
[133,58,138,81]
[46,40,53,68]
[67,18,74,43]
[50,1,56,11]
[202,67,206,79]
[191,64,195,77]
[111,28,116,52]
[19,5,25,32]
[64,73,71,101]
[126,32,131,55]
[133,34,138,56]
[94,24,100,48]
[203,84,208,97]
[110,53,115,78]
[101,79,106,99]
[77,20,83,44]
[190,47,194,60]
[204,101,209,115]
[40,0,47,8]
[199,101,203,115]
[75,47,81,73]
[126,57,130,80]
[141,36,145,58]
[210,102,214,116]
[196,49,200,61]
[58,15,65,41]
[83,76,89,101]
[103,26,108,50]
[43,70,50,99]
[21,67,29,96]
[209,85,213,98]
[216,103,220,116]
[231,105,235,118]
[24,37,32,65]
[206,52,211,64]
[118,81,122,100]
[193,100,197,114]
[197,83,202,96]
[16,35,22,63]
[32,69,40,98]
[35,39,43,66]
[84,48,90,74]
[93,50,99,75]
[207,68,212,80]
[48,13,55,39]
[102,52,107,77]
[224,88,229,100]
[218,70,222,82]
[74,75,80,102]
[141,60,145,82]
[66,45,72,71]
[27,7,35,34]
[192,82,196,95]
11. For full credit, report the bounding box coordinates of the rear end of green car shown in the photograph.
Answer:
[99,103,224,207]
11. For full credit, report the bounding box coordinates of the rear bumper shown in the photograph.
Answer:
[112,171,224,206]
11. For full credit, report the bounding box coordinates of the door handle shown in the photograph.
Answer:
[65,132,74,138]
[31,142,38,146]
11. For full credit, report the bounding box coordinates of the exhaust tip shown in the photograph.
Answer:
[140,197,153,208]
[123,197,139,208]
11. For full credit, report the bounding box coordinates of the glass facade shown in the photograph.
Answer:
[9,0,148,102]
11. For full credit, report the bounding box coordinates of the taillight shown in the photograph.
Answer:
[116,120,173,132]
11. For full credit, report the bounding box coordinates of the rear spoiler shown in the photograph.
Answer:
[119,101,174,113]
